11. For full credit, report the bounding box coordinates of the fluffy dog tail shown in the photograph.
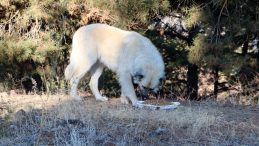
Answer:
[64,64,74,81]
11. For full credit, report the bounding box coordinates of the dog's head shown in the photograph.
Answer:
[133,65,165,98]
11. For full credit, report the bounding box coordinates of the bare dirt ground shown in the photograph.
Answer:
[0,94,259,146]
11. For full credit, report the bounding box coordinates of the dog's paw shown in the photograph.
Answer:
[72,96,84,101]
[96,96,108,101]
[120,97,129,104]
[132,100,144,107]
[138,101,145,104]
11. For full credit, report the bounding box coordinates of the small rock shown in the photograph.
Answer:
[9,90,17,96]
[155,127,167,134]
[0,92,8,97]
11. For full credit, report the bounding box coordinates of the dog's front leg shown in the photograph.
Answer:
[118,73,139,106]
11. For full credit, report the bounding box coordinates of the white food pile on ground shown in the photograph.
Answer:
[134,101,180,110]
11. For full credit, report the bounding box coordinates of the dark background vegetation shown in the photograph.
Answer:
[0,0,258,105]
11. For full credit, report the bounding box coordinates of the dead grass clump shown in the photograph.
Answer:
[67,3,112,25]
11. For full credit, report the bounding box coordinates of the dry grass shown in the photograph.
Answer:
[0,94,259,145]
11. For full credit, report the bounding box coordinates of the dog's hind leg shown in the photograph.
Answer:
[70,75,84,100]
[69,55,97,100]
[89,63,108,101]
[69,64,93,101]
[68,31,99,100]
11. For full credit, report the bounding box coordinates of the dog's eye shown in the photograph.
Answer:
[143,86,149,90]
[134,74,144,80]
[138,74,144,79]
[159,77,165,83]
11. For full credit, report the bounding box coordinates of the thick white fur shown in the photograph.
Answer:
[65,23,165,106]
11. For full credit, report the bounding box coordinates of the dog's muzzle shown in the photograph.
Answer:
[139,86,149,98]
[140,86,162,99]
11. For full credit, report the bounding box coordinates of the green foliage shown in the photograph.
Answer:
[187,35,207,66]
[0,0,257,104]
[183,5,212,28]
[84,0,170,28]
[112,0,170,28]
[0,34,60,63]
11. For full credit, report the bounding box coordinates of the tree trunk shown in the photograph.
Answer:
[187,63,198,100]
[242,34,249,55]
[213,67,219,98]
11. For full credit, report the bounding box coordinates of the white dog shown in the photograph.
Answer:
[65,23,165,106]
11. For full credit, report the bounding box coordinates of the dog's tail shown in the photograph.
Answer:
[64,64,74,81]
